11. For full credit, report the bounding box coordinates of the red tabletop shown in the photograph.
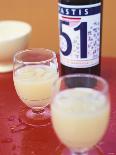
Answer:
[0,57,116,155]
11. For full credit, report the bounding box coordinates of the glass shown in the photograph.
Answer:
[13,48,59,127]
[51,74,110,155]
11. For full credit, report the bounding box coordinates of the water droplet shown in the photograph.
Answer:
[12,144,16,150]
[99,141,104,146]
[1,137,13,143]
[10,123,28,133]
[18,118,22,123]
[8,115,15,121]
[12,153,17,155]
[31,151,36,155]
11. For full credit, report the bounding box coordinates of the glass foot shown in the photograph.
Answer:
[19,106,51,127]
[55,146,104,155]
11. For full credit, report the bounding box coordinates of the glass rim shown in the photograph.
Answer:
[14,48,57,64]
[53,73,109,94]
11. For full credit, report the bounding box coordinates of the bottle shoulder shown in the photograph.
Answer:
[59,0,102,5]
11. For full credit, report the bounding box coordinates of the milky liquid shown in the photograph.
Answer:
[14,65,58,109]
[51,88,110,151]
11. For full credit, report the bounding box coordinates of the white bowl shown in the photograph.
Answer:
[0,20,32,73]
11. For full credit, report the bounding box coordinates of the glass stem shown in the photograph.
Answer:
[32,108,45,114]
[71,151,88,155]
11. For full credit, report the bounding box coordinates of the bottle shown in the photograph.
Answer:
[58,0,103,76]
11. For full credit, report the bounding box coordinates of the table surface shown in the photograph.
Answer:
[0,57,116,155]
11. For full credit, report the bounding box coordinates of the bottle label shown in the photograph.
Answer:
[59,3,101,68]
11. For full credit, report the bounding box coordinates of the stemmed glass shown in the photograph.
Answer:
[51,74,110,155]
[13,48,58,127]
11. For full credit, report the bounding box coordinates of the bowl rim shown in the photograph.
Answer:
[0,20,32,42]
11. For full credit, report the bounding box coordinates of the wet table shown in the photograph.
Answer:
[0,57,116,155]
